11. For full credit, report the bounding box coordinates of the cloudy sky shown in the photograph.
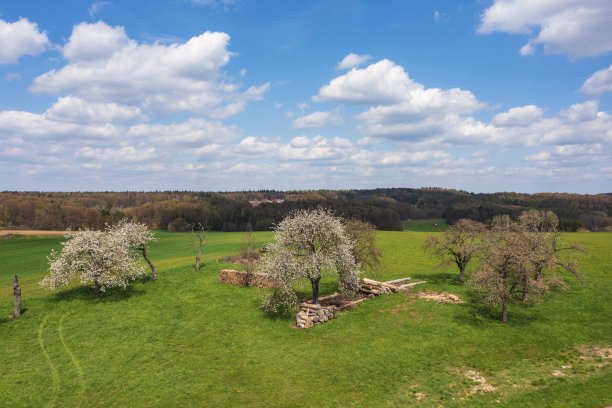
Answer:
[1,0,611,193]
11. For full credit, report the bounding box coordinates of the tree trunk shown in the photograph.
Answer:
[13,275,21,317]
[93,279,100,297]
[195,256,201,271]
[459,264,466,283]
[141,246,157,281]
[310,277,321,304]
[502,302,508,322]
[522,285,529,303]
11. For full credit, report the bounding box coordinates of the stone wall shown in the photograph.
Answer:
[218,269,276,289]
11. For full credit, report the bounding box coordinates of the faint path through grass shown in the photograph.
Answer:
[58,312,85,399]
[38,314,60,408]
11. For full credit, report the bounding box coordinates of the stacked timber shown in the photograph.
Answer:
[359,277,426,295]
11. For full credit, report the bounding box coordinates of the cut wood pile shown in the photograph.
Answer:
[296,277,425,329]
[359,277,426,295]
[218,269,276,289]
[415,291,463,304]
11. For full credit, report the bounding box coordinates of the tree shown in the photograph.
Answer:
[41,227,148,296]
[423,219,485,283]
[238,231,260,285]
[109,219,158,280]
[343,219,383,277]
[189,222,209,271]
[470,222,561,322]
[518,210,585,301]
[260,209,360,306]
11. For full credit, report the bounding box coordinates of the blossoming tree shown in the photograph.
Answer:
[41,220,155,296]
[260,209,360,309]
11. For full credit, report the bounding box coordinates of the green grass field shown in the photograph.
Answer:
[1,231,610,407]
[402,219,450,232]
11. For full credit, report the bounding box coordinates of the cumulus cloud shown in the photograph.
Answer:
[580,64,612,97]
[478,0,612,59]
[45,97,146,124]
[0,18,49,63]
[128,118,241,146]
[492,105,544,127]
[291,108,343,129]
[315,59,420,105]
[30,21,269,117]
[336,53,372,70]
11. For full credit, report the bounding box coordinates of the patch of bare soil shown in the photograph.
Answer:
[415,291,464,304]
[464,369,498,394]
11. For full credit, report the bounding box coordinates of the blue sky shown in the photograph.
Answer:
[1,0,611,193]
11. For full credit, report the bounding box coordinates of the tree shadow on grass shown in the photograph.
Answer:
[453,290,547,328]
[50,284,145,303]
[411,271,466,286]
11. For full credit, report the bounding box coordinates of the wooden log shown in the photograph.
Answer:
[398,281,426,290]
[384,277,411,285]
[13,275,21,318]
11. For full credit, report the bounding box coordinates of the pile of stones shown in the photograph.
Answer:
[295,303,337,329]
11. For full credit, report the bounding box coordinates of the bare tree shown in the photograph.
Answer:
[190,222,210,271]
[518,210,586,302]
[343,219,383,277]
[423,219,485,283]
[239,231,260,285]
[470,222,561,322]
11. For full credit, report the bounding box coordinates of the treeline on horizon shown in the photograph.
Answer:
[0,188,611,232]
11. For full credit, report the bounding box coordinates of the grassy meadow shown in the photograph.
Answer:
[402,219,450,232]
[0,230,610,407]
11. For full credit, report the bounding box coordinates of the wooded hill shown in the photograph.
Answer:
[0,189,610,232]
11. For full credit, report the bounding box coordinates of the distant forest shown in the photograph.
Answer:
[1,189,611,232]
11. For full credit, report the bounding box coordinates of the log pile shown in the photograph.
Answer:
[359,277,426,295]
[218,269,277,289]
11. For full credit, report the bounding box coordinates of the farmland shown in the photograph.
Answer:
[1,231,611,407]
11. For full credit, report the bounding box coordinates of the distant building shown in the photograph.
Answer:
[249,198,284,207]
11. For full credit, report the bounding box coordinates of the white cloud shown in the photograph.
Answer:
[336,53,372,70]
[492,105,544,127]
[128,118,241,146]
[46,97,146,124]
[88,2,109,18]
[76,145,157,163]
[291,108,343,129]
[580,64,612,97]
[6,73,21,82]
[478,0,612,59]
[31,22,268,117]
[278,135,353,161]
[0,18,49,64]
[316,59,420,105]
[62,21,131,62]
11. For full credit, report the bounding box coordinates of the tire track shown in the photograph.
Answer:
[58,312,86,399]
[38,315,60,408]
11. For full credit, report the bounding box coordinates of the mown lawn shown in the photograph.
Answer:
[0,231,610,407]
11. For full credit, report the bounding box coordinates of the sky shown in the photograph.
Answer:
[0,0,611,193]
